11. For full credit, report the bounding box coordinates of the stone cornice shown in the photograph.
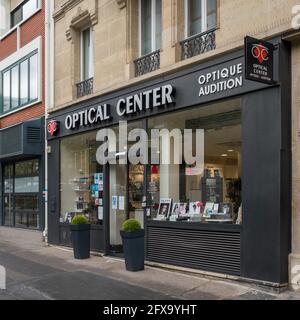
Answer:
[53,0,84,21]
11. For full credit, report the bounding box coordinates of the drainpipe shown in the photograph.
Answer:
[44,0,54,244]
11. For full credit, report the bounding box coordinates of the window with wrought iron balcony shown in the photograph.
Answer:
[180,0,217,60]
[76,27,94,98]
[134,0,161,77]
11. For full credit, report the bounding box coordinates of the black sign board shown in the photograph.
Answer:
[245,36,275,85]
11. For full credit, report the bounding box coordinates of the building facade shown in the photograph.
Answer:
[47,0,300,289]
[0,0,46,231]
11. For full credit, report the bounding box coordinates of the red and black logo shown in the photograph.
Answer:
[47,120,59,136]
[245,36,274,85]
[251,43,269,64]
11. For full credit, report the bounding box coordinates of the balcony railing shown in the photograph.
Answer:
[134,50,160,77]
[76,77,94,98]
[180,29,216,60]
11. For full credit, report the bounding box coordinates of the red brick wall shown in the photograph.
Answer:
[0,0,45,130]
[21,4,45,48]
[0,103,45,128]
[0,31,17,61]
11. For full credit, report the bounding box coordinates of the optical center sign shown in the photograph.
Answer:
[245,36,275,85]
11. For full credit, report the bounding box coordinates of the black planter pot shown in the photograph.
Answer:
[70,224,91,259]
[120,229,145,271]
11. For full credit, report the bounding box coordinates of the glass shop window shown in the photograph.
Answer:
[60,132,104,224]
[147,98,242,225]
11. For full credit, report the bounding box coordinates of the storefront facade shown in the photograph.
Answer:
[0,118,45,231]
[47,38,291,287]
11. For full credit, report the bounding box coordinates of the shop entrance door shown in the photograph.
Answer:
[109,164,128,255]
[107,163,145,255]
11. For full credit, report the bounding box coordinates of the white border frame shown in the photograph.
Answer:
[0,36,42,118]
[0,0,41,41]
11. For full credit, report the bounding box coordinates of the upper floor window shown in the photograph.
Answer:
[140,0,162,56]
[1,52,39,115]
[81,27,93,81]
[11,0,39,29]
[185,0,217,37]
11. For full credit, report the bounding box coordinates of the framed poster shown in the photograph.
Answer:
[189,202,202,215]
[171,203,187,217]
[219,203,233,215]
[157,198,172,220]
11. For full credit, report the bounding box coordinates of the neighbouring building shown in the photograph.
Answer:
[46,0,300,290]
[0,0,48,231]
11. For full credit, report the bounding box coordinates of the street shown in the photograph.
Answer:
[0,227,299,300]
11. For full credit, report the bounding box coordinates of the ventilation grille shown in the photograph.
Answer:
[27,127,41,142]
[146,226,241,275]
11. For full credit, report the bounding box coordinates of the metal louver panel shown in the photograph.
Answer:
[27,127,41,142]
[146,226,241,276]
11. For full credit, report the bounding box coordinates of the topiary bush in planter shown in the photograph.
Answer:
[120,218,145,272]
[122,219,141,232]
[70,214,90,259]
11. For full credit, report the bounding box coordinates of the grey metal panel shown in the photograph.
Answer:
[146,226,241,275]
[0,124,22,157]
[0,118,43,159]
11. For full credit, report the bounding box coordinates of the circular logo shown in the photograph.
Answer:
[251,43,269,64]
[47,120,59,136]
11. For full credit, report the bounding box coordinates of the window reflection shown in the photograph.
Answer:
[147,99,242,224]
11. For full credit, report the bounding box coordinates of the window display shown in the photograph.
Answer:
[60,132,103,225]
[147,98,242,224]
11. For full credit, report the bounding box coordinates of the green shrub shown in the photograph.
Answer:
[71,214,89,225]
[122,219,141,232]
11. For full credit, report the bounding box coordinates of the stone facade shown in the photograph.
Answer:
[51,0,300,289]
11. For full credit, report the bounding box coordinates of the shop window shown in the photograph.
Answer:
[0,51,39,115]
[11,0,39,29]
[60,132,103,224]
[140,0,162,56]
[185,0,217,37]
[147,99,242,225]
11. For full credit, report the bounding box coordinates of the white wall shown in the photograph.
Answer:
[0,0,10,37]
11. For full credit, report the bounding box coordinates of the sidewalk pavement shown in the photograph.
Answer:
[0,227,300,300]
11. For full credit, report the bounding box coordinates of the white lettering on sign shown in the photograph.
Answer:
[198,63,243,97]
[116,84,174,117]
[64,85,175,131]
[65,104,110,130]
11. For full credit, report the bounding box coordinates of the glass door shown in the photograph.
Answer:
[3,164,14,226]
[109,164,128,254]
